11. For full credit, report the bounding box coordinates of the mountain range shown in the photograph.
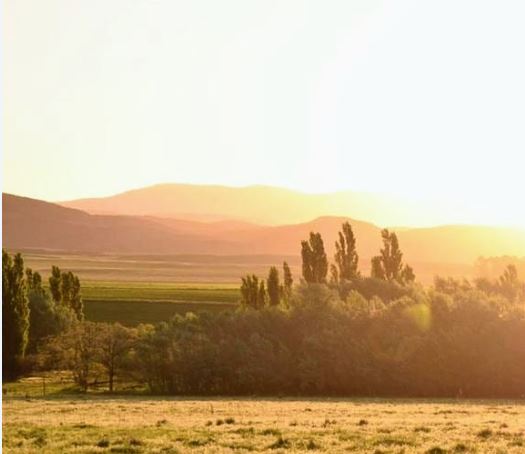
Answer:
[59,183,449,227]
[4,186,525,275]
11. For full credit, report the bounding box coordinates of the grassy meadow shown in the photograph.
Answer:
[3,384,524,453]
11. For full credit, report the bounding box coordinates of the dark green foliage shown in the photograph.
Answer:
[371,229,415,285]
[240,275,269,309]
[350,277,410,302]
[371,256,385,280]
[267,267,280,306]
[70,274,83,320]
[2,250,30,379]
[128,281,525,397]
[241,275,262,309]
[48,266,84,320]
[258,280,267,307]
[301,232,328,284]
[3,252,78,375]
[27,281,75,353]
[282,261,293,302]
[83,299,234,325]
[334,222,359,282]
[49,265,62,304]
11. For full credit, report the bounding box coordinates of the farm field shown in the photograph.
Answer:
[3,392,525,453]
[81,281,240,325]
[15,250,301,283]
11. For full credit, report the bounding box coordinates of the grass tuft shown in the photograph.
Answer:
[268,436,291,450]
[477,429,492,439]
[426,447,448,454]
[97,438,110,448]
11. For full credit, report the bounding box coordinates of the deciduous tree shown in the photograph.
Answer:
[2,250,30,379]
[267,266,280,306]
[98,323,137,392]
[334,222,359,281]
[301,232,328,284]
[282,261,293,302]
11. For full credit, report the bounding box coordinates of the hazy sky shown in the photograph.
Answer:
[3,1,525,226]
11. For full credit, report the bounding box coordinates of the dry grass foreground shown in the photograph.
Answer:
[3,396,525,453]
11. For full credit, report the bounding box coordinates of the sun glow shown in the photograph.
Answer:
[4,1,525,228]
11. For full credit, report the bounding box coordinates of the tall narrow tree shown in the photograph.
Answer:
[240,275,260,309]
[49,265,62,304]
[267,266,281,306]
[70,275,84,320]
[381,230,403,281]
[2,250,30,379]
[258,280,267,308]
[282,261,293,301]
[334,222,359,281]
[301,240,314,283]
[371,229,415,285]
[301,232,328,284]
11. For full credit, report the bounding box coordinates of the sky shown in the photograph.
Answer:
[3,1,525,227]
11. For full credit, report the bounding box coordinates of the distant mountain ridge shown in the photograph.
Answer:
[59,183,449,227]
[4,193,525,269]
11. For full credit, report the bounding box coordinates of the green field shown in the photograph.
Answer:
[13,250,286,325]
[3,384,524,453]
[81,282,240,326]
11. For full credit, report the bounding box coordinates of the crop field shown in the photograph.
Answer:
[16,250,301,283]
[3,390,525,453]
[81,282,240,325]
[14,250,282,325]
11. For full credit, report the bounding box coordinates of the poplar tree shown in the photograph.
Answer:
[2,250,30,379]
[70,275,84,320]
[258,280,267,308]
[267,266,280,306]
[49,265,62,304]
[240,275,260,308]
[301,232,328,284]
[334,222,359,281]
[282,261,293,301]
[371,256,385,280]
[49,267,84,320]
[371,229,415,285]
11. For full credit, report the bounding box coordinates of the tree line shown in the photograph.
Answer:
[240,223,415,308]
[4,221,525,397]
[2,250,82,380]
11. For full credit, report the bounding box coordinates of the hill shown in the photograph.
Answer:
[2,193,238,254]
[4,193,525,282]
[60,183,441,227]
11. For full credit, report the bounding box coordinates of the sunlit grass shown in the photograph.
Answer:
[3,393,524,453]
